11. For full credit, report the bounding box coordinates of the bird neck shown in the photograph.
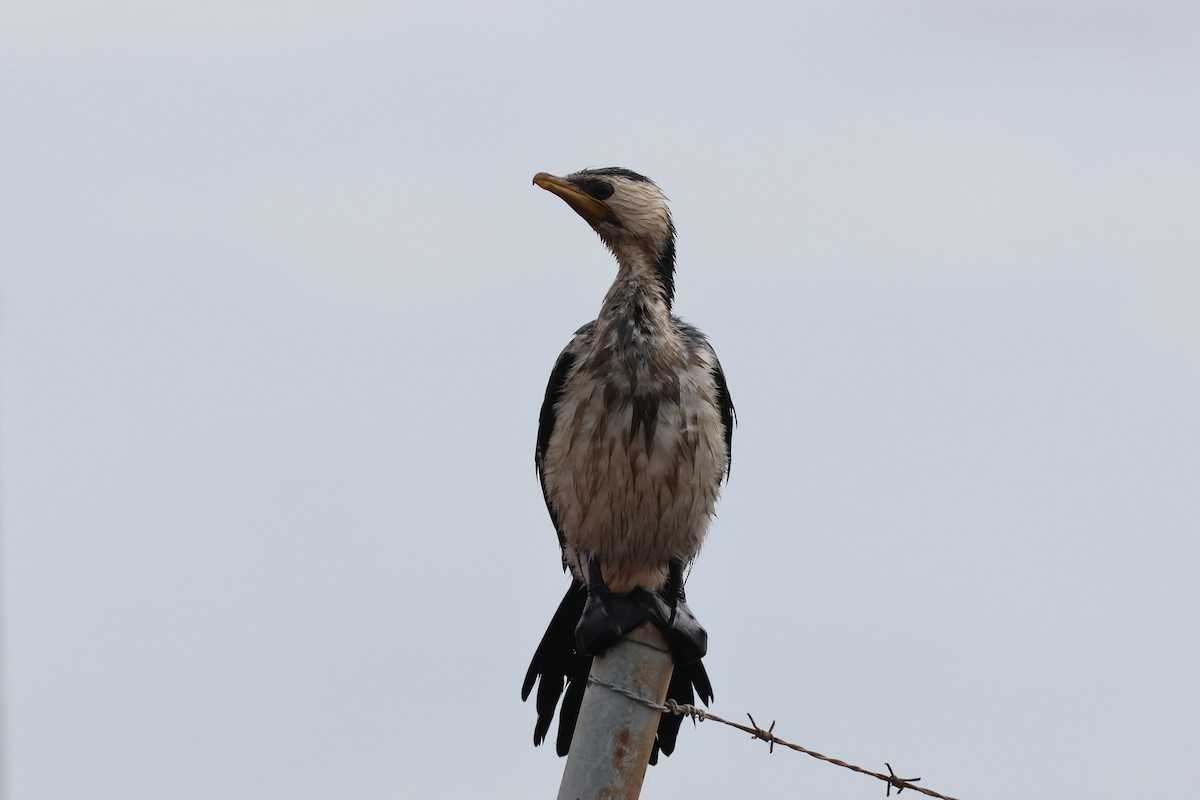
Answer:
[602,238,676,310]
[598,249,673,328]
[588,250,683,392]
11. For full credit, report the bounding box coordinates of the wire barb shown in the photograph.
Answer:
[885,762,922,796]
[746,713,777,753]
[664,698,706,722]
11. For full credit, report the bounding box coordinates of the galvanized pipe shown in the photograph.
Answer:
[555,624,673,800]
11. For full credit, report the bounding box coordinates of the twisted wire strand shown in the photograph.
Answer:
[585,676,960,800]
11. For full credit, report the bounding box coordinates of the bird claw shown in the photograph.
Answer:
[575,555,708,663]
[659,595,707,664]
[575,589,708,663]
[575,586,658,655]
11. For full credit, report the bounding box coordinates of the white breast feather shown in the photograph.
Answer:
[542,345,726,593]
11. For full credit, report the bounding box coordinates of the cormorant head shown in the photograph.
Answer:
[533,167,677,305]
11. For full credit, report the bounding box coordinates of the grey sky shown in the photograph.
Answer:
[3,2,1198,798]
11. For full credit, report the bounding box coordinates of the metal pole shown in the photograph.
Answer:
[556,624,673,800]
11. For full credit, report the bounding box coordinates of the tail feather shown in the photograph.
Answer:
[523,581,714,764]
[555,656,590,756]
[523,582,589,745]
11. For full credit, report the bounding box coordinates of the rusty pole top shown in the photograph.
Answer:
[555,624,674,800]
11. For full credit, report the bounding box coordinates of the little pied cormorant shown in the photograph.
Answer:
[521,167,735,764]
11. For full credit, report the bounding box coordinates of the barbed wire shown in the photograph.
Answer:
[587,675,960,800]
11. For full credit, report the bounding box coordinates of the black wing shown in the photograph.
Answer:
[535,321,595,557]
[711,353,735,479]
[675,320,735,480]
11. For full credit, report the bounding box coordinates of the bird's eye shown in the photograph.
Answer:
[576,179,614,201]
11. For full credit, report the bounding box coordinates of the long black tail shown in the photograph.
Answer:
[521,581,714,764]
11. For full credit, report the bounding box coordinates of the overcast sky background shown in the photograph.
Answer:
[3,2,1198,798]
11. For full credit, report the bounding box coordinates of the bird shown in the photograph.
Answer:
[521,167,735,764]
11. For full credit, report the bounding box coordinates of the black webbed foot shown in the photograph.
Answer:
[653,559,707,664]
[575,555,708,665]
[576,555,657,655]
[657,595,707,664]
